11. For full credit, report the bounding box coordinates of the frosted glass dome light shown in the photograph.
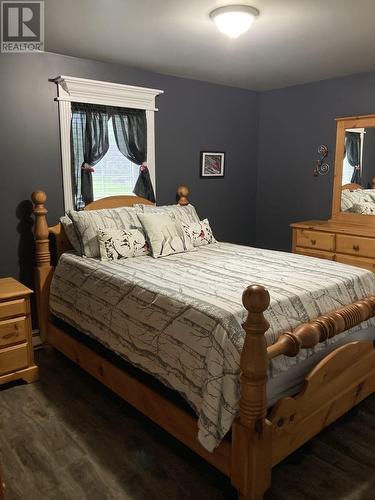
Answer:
[210,5,259,39]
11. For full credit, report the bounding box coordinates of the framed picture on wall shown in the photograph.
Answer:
[200,151,225,178]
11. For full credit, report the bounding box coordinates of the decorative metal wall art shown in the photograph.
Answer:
[313,145,330,176]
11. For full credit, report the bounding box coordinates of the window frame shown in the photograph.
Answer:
[53,75,163,211]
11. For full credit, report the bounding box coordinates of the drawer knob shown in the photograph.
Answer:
[353,245,360,251]
[311,239,316,245]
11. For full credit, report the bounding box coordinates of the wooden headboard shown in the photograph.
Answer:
[32,185,191,264]
[341,183,362,191]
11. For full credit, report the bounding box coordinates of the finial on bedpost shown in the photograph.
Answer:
[240,284,270,428]
[31,190,53,342]
[32,191,50,267]
[176,185,189,205]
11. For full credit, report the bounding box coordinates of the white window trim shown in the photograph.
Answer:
[53,75,163,211]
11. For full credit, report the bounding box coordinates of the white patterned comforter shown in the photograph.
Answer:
[50,243,375,451]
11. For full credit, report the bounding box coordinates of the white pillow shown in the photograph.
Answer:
[60,215,82,254]
[68,207,144,258]
[138,213,195,258]
[97,228,149,260]
[182,219,216,247]
[134,203,200,225]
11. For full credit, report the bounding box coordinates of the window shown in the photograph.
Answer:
[54,76,163,211]
[92,118,139,199]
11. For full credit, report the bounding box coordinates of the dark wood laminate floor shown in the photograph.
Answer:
[0,349,374,500]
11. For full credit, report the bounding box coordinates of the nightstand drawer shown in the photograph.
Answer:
[295,229,335,251]
[0,343,28,375]
[336,234,375,259]
[0,317,27,348]
[0,299,26,320]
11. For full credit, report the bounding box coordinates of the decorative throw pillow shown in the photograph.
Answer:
[351,202,375,215]
[138,213,195,258]
[134,203,200,225]
[97,228,149,261]
[60,215,82,254]
[182,219,216,247]
[68,207,144,258]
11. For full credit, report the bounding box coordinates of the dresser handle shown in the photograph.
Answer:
[311,239,316,245]
[353,245,360,251]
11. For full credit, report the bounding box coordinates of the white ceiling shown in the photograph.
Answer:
[45,0,375,91]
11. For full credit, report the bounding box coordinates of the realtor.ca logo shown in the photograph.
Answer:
[1,1,44,52]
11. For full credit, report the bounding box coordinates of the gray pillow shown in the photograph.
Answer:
[138,213,195,258]
[68,207,144,258]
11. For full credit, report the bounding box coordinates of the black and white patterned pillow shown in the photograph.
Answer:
[97,228,149,261]
[182,219,216,247]
[351,202,375,215]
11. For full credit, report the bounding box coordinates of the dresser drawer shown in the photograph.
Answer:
[0,343,28,375]
[0,317,27,348]
[336,234,375,259]
[295,247,335,260]
[295,229,335,252]
[0,299,26,320]
[336,253,375,272]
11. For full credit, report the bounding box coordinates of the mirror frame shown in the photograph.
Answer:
[331,113,375,226]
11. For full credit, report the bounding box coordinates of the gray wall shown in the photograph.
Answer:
[256,71,375,251]
[0,52,259,286]
[3,51,375,289]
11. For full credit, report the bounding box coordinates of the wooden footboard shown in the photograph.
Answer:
[31,188,375,500]
[233,286,375,499]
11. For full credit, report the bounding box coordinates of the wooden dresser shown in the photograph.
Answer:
[291,115,375,272]
[0,277,38,384]
[291,220,375,272]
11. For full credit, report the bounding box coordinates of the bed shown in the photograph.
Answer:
[32,186,375,500]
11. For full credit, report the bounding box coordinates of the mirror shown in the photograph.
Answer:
[341,126,375,216]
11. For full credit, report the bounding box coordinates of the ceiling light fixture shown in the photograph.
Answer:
[210,5,259,39]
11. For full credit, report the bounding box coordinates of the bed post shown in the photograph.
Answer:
[232,285,272,500]
[176,185,189,205]
[31,190,53,343]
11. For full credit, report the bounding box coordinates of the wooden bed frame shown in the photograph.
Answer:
[342,183,363,191]
[31,186,375,500]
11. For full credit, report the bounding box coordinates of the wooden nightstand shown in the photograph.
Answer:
[0,278,38,384]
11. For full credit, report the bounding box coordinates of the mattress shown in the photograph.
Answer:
[50,242,375,452]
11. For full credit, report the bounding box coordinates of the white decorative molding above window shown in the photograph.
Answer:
[54,75,163,110]
[53,75,163,211]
